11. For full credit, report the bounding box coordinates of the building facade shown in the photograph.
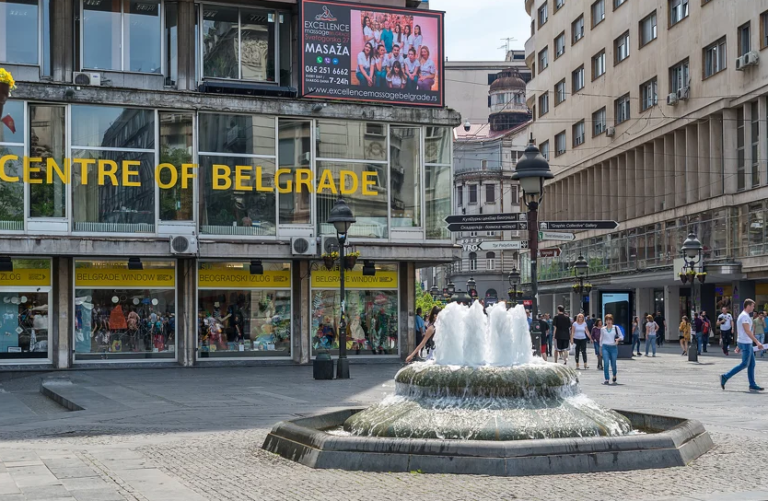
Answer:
[0,0,458,369]
[524,0,768,336]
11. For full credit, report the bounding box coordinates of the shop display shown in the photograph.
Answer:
[0,292,49,359]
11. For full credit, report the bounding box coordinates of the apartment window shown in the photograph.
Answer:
[615,93,630,125]
[737,107,745,191]
[614,31,630,64]
[592,107,607,135]
[555,79,567,105]
[469,231,478,237]
[1,0,51,73]
[592,50,606,79]
[751,101,759,187]
[555,32,566,59]
[556,0,565,11]
[539,47,549,71]
[456,186,463,206]
[540,141,550,161]
[591,0,605,28]
[738,23,751,56]
[640,77,658,111]
[539,2,548,27]
[614,0,627,9]
[555,131,567,156]
[572,15,585,44]
[469,184,478,204]
[572,65,585,92]
[486,184,496,203]
[703,37,726,78]
[572,121,585,147]
[669,0,688,26]
[670,59,689,93]
[486,252,496,271]
[469,252,478,271]
[762,12,768,50]
[486,231,496,237]
[539,92,550,116]
[639,12,657,47]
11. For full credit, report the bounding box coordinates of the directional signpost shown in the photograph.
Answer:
[445,213,525,224]
[540,220,619,231]
[539,247,562,258]
[478,241,529,251]
[446,222,527,232]
[539,231,575,241]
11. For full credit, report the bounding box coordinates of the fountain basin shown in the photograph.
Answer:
[261,409,713,476]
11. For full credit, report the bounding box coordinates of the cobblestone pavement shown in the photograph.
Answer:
[1,347,768,501]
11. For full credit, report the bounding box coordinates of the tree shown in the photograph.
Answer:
[415,283,441,314]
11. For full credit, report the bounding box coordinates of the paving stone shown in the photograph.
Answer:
[70,488,126,501]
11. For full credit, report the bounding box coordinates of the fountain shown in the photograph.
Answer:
[263,302,713,476]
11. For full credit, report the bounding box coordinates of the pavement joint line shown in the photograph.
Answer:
[76,450,145,501]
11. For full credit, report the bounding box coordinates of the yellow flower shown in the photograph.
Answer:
[0,68,16,90]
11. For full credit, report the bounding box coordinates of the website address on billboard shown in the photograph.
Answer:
[311,87,439,104]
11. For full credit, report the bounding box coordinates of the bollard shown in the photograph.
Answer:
[313,351,335,380]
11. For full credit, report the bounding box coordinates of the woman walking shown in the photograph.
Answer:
[632,316,642,356]
[591,318,603,370]
[406,306,440,362]
[679,316,691,355]
[754,311,766,357]
[645,314,659,357]
[570,313,592,369]
[600,314,624,385]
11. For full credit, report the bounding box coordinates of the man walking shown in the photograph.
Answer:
[693,312,703,355]
[546,313,553,356]
[717,306,734,355]
[553,305,571,365]
[654,311,666,347]
[415,307,425,356]
[720,299,764,392]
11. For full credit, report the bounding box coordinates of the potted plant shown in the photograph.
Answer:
[0,68,15,117]
[678,272,688,284]
[686,269,696,276]
[584,283,593,293]
[345,250,360,270]
[572,283,581,292]
[696,272,707,283]
[322,251,338,270]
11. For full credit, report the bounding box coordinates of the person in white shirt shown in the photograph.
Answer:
[356,42,375,87]
[362,16,374,44]
[402,25,413,54]
[411,25,424,56]
[373,21,382,45]
[600,313,624,385]
[373,44,387,87]
[384,45,404,73]
[416,46,436,91]
[570,313,592,370]
[721,299,764,391]
[393,24,405,50]
[717,306,734,355]
[403,47,420,90]
[387,60,406,89]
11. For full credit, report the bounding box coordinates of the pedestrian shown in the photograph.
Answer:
[407,306,440,362]
[538,314,549,362]
[552,305,571,365]
[586,314,595,332]
[754,311,766,357]
[654,311,666,347]
[701,311,711,352]
[632,316,642,356]
[679,316,691,355]
[600,314,624,385]
[571,313,591,369]
[591,319,603,370]
[717,306,734,356]
[546,313,553,356]
[720,299,764,392]
[415,307,425,356]
[645,314,659,356]
[693,312,704,355]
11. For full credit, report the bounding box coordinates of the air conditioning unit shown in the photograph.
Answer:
[676,86,689,101]
[321,235,341,255]
[291,236,317,256]
[605,127,615,137]
[73,72,101,86]
[737,51,760,70]
[736,55,746,71]
[169,235,198,255]
[666,93,679,106]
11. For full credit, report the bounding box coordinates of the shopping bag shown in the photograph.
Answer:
[568,343,575,356]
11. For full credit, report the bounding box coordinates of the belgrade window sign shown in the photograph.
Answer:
[300,0,445,107]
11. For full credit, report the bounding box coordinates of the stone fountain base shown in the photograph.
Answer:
[261,409,713,476]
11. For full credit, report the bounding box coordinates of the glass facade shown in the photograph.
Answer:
[0,258,51,361]
[197,261,291,358]
[74,259,176,361]
[0,100,24,230]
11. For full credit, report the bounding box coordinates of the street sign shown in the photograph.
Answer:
[540,220,619,231]
[478,241,528,251]
[539,231,575,241]
[539,247,562,258]
[444,213,525,224]
[447,222,527,232]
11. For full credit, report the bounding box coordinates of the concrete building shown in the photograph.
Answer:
[0,0,459,370]
[524,0,768,339]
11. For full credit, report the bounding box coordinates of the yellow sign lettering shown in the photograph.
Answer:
[340,170,358,195]
[23,157,43,184]
[255,166,274,192]
[275,168,293,193]
[362,171,377,195]
[122,160,141,187]
[317,169,338,194]
[97,160,119,186]
[72,158,95,185]
[181,163,197,189]
[235,165,253,191]
[0,154,19,182]
[155,163,178,189]
[296,168,313,193]
[46,158,70,185]
[213,164,232,190]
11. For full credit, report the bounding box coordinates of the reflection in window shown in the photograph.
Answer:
[29,105,66,218]
[0,101,25,229]
[165,1,179,85]
[199,113,275,156]
[159,112,194,221]
[278,120,311,225]
[426,164,451,240]
[82,0,161,73]
[424,127,451,164]
[0,0,39,65]
[71,106,155,149]
[316,120,387,161]
[390,127,421,228]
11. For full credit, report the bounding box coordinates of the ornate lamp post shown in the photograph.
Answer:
[508,266,521,306]
[445,281,456,301]
[430,285,440,301]
[572,255,591,314]
[681,232,703,363]
[511,138,554,352]
[451,289,472,306]
[467,277,477,300]
[327,198,355,379]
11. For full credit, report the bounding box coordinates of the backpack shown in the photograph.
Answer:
[702,320,710,335]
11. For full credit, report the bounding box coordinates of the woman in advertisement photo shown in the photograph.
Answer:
[402,24,413,54]
[412,25,424,56]
[363,16,374,43]
[387,61,406,89]
[356,42,375,87]
[373,21,382,45]
[403,47,420,90]
[374,44,388,87]
[393,24,405,50]
[417,46,436,90]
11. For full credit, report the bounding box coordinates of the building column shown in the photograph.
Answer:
[539,294,555,318]
[745,103,754,190]
[723,108,738,194]
[626,150,636,220]
[733,281,756,312]
[608,157,617,218]
[686,125,698,204]
[673,130,686,208]
[665,285,680,343]
[295,260,310,364]
[656,138,667,213]
[177,0,197,91]
[698,120,711,200]
[635,147,646,217]
[51,0,74,83]
[760,96,768,187]
[618,154,627,222]
[710,114,724,196]
[569,290,579,316]
[178,258,196,367]
[53,257,72,369]
[400,262,416,360]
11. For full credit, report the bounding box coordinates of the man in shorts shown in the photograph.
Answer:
[553,305,572,365]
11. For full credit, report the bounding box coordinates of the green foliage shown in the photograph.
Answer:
[415,283,441,314]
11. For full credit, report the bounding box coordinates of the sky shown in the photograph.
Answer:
[429,0,530,61]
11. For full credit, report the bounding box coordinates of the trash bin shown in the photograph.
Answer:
[313,351,335,380]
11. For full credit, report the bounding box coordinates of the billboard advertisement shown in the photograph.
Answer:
[300,0,445,107]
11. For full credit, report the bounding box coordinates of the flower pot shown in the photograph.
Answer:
[679,274,688,284]
[0,82,9,104]
[323,256,335,269]
[344,255,357,270]
[697,274,706,284]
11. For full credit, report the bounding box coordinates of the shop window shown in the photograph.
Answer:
[29,105,66,219]
[390,127,421,228]
[310,263,398,356]
[81,0,161,73]
[0,0,51,74]
[0,258,52,361]
[425,127,451,164]
[71,105,156,233]
[198,113,276,236]
[278,119,312,225]
[74,259,176,361]
[197,261,291,358]
[201,5,291,85]
[159,112,194,221]
[0,100,25,230]
[425,164,451,240]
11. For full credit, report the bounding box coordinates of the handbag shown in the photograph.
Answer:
[568,343,575,356]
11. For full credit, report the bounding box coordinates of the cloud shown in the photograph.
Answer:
[430,0,529,61]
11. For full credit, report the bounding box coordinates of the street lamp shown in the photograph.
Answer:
[680,232,703,363]
[511,137,553,353]
[508,266,521,305]
[467,277,477,300]
[451,289,472,305]
[447,281,456,297]
[572,255,591,315]
[430,285,440,301]
[327,198,356,379]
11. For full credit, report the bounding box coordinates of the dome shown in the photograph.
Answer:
[489,68,526,93]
